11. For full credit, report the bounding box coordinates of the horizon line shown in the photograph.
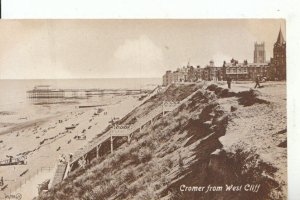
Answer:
[0,77,162,80]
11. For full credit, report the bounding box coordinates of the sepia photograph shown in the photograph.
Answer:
[0,19,286,200]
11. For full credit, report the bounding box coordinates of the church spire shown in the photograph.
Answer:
[276,27,285,45]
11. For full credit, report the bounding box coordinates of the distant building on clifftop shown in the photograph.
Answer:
[162,64,203,86]
[270,28,286,80]
[254,42,266,63]
[162,29,287,85]
[162,70,174,86]
[223,59,270,81]
[203,60,223,81]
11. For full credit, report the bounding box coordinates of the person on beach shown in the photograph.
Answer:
[254,75,261,88]
[59,154,66,163]
[6,155,13,164]
[69,153,73,162]
[226,77,232,89]
[0,176,3,186]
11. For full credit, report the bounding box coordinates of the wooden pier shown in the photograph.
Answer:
[27,85,145,99]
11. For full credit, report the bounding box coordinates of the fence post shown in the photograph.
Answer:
[96,145,99,159]
[110,135,113,154]
[162,101,165,116]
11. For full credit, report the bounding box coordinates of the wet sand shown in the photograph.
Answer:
[0,94,142,198]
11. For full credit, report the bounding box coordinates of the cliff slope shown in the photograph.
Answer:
[37,82,286,200]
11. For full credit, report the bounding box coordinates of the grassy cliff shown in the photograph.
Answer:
[37,83,286,200]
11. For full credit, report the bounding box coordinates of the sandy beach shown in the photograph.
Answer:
[0,93,143,198]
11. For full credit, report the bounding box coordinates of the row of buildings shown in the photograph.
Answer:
[163,29,286,86]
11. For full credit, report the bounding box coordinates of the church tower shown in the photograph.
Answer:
[254,42,266,63]
[272,28,286,80]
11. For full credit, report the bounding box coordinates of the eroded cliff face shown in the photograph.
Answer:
[37,84,286,200]
[163,85,286,200]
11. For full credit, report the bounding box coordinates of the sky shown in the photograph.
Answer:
[0,19,285,79]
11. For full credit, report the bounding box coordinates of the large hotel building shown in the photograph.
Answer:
[163,29,286,86]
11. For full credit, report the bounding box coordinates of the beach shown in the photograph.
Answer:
[0,79,158,199]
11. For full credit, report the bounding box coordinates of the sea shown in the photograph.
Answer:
[0,78,161,113]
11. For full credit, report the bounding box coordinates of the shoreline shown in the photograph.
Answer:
[0,115,59,136]
[0,93,143,198]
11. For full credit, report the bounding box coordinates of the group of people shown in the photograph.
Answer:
[58,153,73,163]
[226,75,261,89]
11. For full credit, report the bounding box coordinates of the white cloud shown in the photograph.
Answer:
[212,53,232,66]
[111,35,165,78]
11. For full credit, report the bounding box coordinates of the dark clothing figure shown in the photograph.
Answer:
[69,153,73,162]
[227,77,232,89]
[254,76,261,88]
